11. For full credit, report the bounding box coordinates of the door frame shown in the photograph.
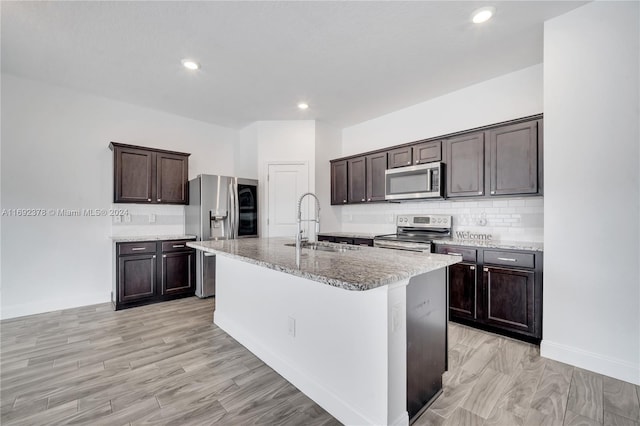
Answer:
[264,161,310,239]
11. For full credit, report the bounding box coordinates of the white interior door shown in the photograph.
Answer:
[267,163,309,239]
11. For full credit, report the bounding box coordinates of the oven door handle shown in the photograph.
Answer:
[374,241,430,252]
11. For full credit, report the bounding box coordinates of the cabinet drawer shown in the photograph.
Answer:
[161,240,193,253]
[435,245,477,262]
[484,250,535,268]
[118,242,157,256]
[353,238,374,247]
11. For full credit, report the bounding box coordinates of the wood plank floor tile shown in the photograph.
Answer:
[461,367,513,419]
[564,409,602,426]
[567,368,604,423]
[443,406,485,426]
[603,376,640,422]
[529,359,574,420]
[604,411,640,426]
[524,407,564,426]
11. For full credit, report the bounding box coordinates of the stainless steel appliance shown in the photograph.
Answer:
[185,174,259,298]
[373,214,452,252]
[385,162,443,201]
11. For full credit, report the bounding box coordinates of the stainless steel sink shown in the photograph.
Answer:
[284,241,362,252]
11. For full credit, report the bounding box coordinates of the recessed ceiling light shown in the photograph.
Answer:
[181,59,199,70]
[297,103,309,110]
[472,7,495,24]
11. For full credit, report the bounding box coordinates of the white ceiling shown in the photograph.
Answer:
[1,1,587,129]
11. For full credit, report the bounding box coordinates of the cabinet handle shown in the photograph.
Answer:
[147,198,151,201]
[407,161,411,164]
[491,191,496,195]
[497,257,517,262]
[343,200,347,203]
[131,247,146,251]
[172,244,185,248]
[448,252,462,256]
[153,255,156,259]
[478,192,483,195]
[367,198,371,201]
[415,160,419,164]
[163,254,167,258]
[339,241,349,244]
[157,198,161,202]
[361,198,365,202]
[484,267,488,272]
[470,266,475,270]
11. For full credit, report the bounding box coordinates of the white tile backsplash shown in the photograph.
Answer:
[110,204,186,237]
[340,196,543,242]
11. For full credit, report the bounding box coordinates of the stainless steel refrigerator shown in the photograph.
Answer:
[185,174,259,298]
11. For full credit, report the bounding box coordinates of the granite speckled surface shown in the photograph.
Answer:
[317,232,378,239]
[187,238,460,291]
[432,238,543,252]
[110,235,197,242]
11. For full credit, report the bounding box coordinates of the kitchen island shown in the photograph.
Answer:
[187,238,460,425]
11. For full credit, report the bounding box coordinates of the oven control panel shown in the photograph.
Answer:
[396,214,451,228]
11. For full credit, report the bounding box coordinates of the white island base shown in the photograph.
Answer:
[214,255,446,426]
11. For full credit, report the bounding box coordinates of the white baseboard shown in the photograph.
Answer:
[214,311,386,426]
[0,293,109,320]
[390,411,409,426]
[541,339,640,385]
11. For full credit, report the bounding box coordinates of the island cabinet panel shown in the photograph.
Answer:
[110,142,190,205]
[483,266,536,335]
[488,120,538,196]
[445,132,485,198]
[387,146,413,168]
[366,152,387,202]
[330,160,348,205]
[412,140,442,164]
[113,239,195,310]
[347,157,367,203]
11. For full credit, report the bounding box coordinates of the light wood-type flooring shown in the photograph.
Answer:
[1,297,639,425]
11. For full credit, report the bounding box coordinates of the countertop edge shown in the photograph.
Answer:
[111,235,197,242]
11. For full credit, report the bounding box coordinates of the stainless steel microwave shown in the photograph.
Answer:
[385,162,443,200]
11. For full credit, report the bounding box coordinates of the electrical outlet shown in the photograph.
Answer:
[288,316,296,337]
[149,213,156,223]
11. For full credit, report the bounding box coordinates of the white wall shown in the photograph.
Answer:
[342,64,543,157]
[339,65,544,242]
[542,1,640,385]
[251,120,316,238]
[1,73,237,319]
[315,121,342,233]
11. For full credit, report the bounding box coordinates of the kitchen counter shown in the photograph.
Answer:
[433,238,543,252]
[187,237,460,291]
[189,237,456,425]
[110,234,196,242]
[317,231,378,239]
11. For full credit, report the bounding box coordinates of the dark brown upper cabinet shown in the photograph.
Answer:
[412,140,442,165]
[330,160,348,205]
[387,146,413,169]
[488,121,539,196]
[110,142,190,204]
[446,132,485,198]
[347,157,367,203]
[366,152,387,202]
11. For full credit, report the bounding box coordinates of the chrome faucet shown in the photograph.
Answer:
[296,192,321,267]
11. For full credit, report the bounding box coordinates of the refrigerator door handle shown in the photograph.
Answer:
[228,182,237,238]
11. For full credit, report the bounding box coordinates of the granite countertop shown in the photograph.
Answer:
[317,232,379,239]
[432,238,543,252]
[187,238,460,291]
[110,235,197,243]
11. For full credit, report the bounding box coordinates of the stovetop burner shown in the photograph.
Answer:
[374,214,452,252]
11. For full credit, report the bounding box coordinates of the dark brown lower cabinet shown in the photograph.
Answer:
[448,262,477,320]
[438,244,542,343]
[113,240,195,310]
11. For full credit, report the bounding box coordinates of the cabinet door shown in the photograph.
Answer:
[482,266,535,335]
[347,157,367,203]
[331,160,348,205]
[114,146,153,203]
[413,141,442,164]
[118,254,156,302]
[387,146,412,169]
[156,153,189,204]
[366,152,387,202]
[489,121,538,196]
[449,262,477,320]
[446,132,485,198]
[161,250,195,296]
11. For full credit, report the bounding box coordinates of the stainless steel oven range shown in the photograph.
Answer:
[374,214,452,252]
